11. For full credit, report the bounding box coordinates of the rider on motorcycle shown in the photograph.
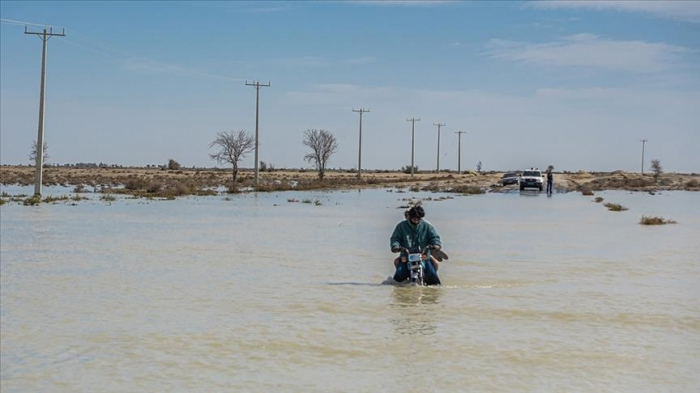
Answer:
[390,205,442,285]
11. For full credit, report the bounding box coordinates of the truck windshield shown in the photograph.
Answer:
[523,171,541,177]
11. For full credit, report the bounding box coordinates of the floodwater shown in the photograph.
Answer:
[1,187,699,392]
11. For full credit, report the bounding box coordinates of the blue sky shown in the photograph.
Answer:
[1,1,699,173]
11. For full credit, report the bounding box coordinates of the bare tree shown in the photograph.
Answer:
[650,159,663,183]
[209,130,255,183]
[303,129,338,180]
[29,140,49,164]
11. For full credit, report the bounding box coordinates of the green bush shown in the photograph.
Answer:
[23,195,41,206]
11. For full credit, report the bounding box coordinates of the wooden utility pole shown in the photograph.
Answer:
[245,80,271,189]
[25,26,65,196]
[352,108,370,178]
[455,131,466,174]
[433,123,445,173]
[406,117,420,177]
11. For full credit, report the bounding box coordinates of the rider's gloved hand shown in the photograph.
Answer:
[432,244,440,251]
[391,247,401,253]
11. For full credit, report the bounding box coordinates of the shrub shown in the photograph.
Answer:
[43,195,69,203]
[686,179,699,188]
[594,197,604,203]
[125,177,148,190]
[639,216,677,225]
[603,203,628,211]
[401,165,418,174]
[168,159,181,170]
[100,194,116,202]
[23,195,42,206]
[147,182,163,193]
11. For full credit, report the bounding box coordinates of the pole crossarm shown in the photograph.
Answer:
[24,26,66,38]
[245,80,271,189]
[352,108,370,178]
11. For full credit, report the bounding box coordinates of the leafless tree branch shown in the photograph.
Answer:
[209,130,255,183]
[303,129,338,180]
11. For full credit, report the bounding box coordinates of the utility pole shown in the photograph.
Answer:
[433,123,445,173]
[352,108,370,178]
[245,80,271,189]
[639,139,648,174]
[455,131,466,174]
[25,26,65,196]
[406,117,420,177]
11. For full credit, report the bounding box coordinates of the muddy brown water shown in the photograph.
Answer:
[1,187,698,391]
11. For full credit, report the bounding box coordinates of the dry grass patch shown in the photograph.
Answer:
[639,216,677,225]
[603,203,628,211]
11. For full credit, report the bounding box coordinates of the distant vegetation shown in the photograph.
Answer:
[651,159,663,183]
[639,216,677,225]
[28,140,49,164]
[303,129,338,180]
[209,130,255,183]
[168,159,181,170]
[603,203,628,211]
[401,165,418,174]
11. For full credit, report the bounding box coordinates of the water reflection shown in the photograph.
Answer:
[389,286,442,336]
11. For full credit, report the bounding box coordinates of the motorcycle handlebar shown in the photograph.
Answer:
[393,246,437,254]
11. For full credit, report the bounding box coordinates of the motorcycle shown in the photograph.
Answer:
[395,246,448,286]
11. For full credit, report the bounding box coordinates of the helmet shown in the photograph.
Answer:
[407,205,425,219]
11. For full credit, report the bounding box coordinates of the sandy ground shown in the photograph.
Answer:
[1,165,698,196]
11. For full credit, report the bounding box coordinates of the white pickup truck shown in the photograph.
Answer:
[520,169,543,191]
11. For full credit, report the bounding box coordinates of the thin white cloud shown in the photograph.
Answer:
[348,1,454,7]
[283,56,329,67]
[527,1,700,24]
[343,57,377,65]
[486,34,688,73]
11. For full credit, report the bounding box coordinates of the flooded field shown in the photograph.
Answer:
[1,187,699,391]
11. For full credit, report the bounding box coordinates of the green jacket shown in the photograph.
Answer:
[390,219,441,253]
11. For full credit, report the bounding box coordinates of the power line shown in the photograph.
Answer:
[1,18,48,27]
[352,108,370,179]
[25,25,65,197]
[246,80,271,189]
[406,117,420,177]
